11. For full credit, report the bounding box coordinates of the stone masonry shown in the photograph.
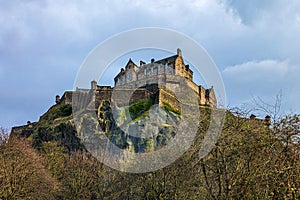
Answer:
[56,48,216,111]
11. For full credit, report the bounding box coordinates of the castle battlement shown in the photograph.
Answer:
[55,48,216,111]
[112,48,216,107]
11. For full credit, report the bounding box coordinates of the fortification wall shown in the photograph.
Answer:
[199,86,207,105]
[158,88,181,111]
[206,88,217,107]
[95,87,153,108]
[62,77,216,116]
[61,91,73,105]
[186,80,199,94]
[111,88,151,106]
[71,90,93,111]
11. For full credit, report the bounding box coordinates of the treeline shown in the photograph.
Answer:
[0,110,299,199]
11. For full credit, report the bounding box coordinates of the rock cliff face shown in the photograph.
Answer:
[11,98,183,154]
[11,104,84,153]
[97,100,180,153]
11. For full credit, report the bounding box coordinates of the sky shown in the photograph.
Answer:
[1,0,300,129]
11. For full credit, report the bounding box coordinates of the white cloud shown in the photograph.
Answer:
[223,59,289,81]
[222,59,300,114]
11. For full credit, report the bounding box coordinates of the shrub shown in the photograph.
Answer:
[129,99,152,119]
[60,104,72,117]
[162,101,181,115]
[47,104,72,120]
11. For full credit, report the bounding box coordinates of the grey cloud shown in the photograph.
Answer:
[221,0,270,25]
[1,0,300,128]
[223,59,300,113]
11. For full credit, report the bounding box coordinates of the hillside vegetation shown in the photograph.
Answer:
[1,103,299,199]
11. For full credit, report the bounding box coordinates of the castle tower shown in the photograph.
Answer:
[174,48,186,77]
[177,48,182,57]
[91,80,97,90]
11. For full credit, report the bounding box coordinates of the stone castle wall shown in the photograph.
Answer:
[71,86,154,110]
[198,86,207,105]
[115,62,176,87]
[58,49,216,111]
[113,49,216,108]
[67,79,215,113]
[61,91,73,105]
[115,49,192,88]
[158,88,181,111]
[186,79,200,94]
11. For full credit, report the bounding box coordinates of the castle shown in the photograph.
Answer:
[58,48,216,111]
[11,48,217,145]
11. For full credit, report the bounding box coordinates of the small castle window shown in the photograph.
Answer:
[144,69,147,76]
[151,67,154,73]
[165,63,169,70]
[128,73,132,81]
[158,65,161,71]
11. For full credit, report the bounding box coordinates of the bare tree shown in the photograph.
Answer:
[252,91,283,123]
[0,127,9,144]
[0,131,59,199]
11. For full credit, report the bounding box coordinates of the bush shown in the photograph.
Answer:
[60,104,72,117]
[162,101,181,115]
[47,104,72,120]
[129,99,152,119]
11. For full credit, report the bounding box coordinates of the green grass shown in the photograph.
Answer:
[129,99,152,120]
[162,101,181,115]
[180,99,198,105]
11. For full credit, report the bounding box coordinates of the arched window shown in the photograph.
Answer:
[165,63,168,70]
[158,65,161,72]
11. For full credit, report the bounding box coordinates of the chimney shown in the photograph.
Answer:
[140,60,146,66]
[91,80,97,90]
[250,114,256,120]
[177,48,182,57]
[151,58,155,63]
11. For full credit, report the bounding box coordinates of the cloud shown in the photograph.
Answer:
[217,0,300,66]
[1,0,300,128]
[222,59,290,99]
[221,0,300,26]
[223,59,300,113]
[220,0,270,25]
[223,59,289,82]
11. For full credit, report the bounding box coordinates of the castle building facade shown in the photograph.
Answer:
[56,48,216,112]
[112,48,216,107]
